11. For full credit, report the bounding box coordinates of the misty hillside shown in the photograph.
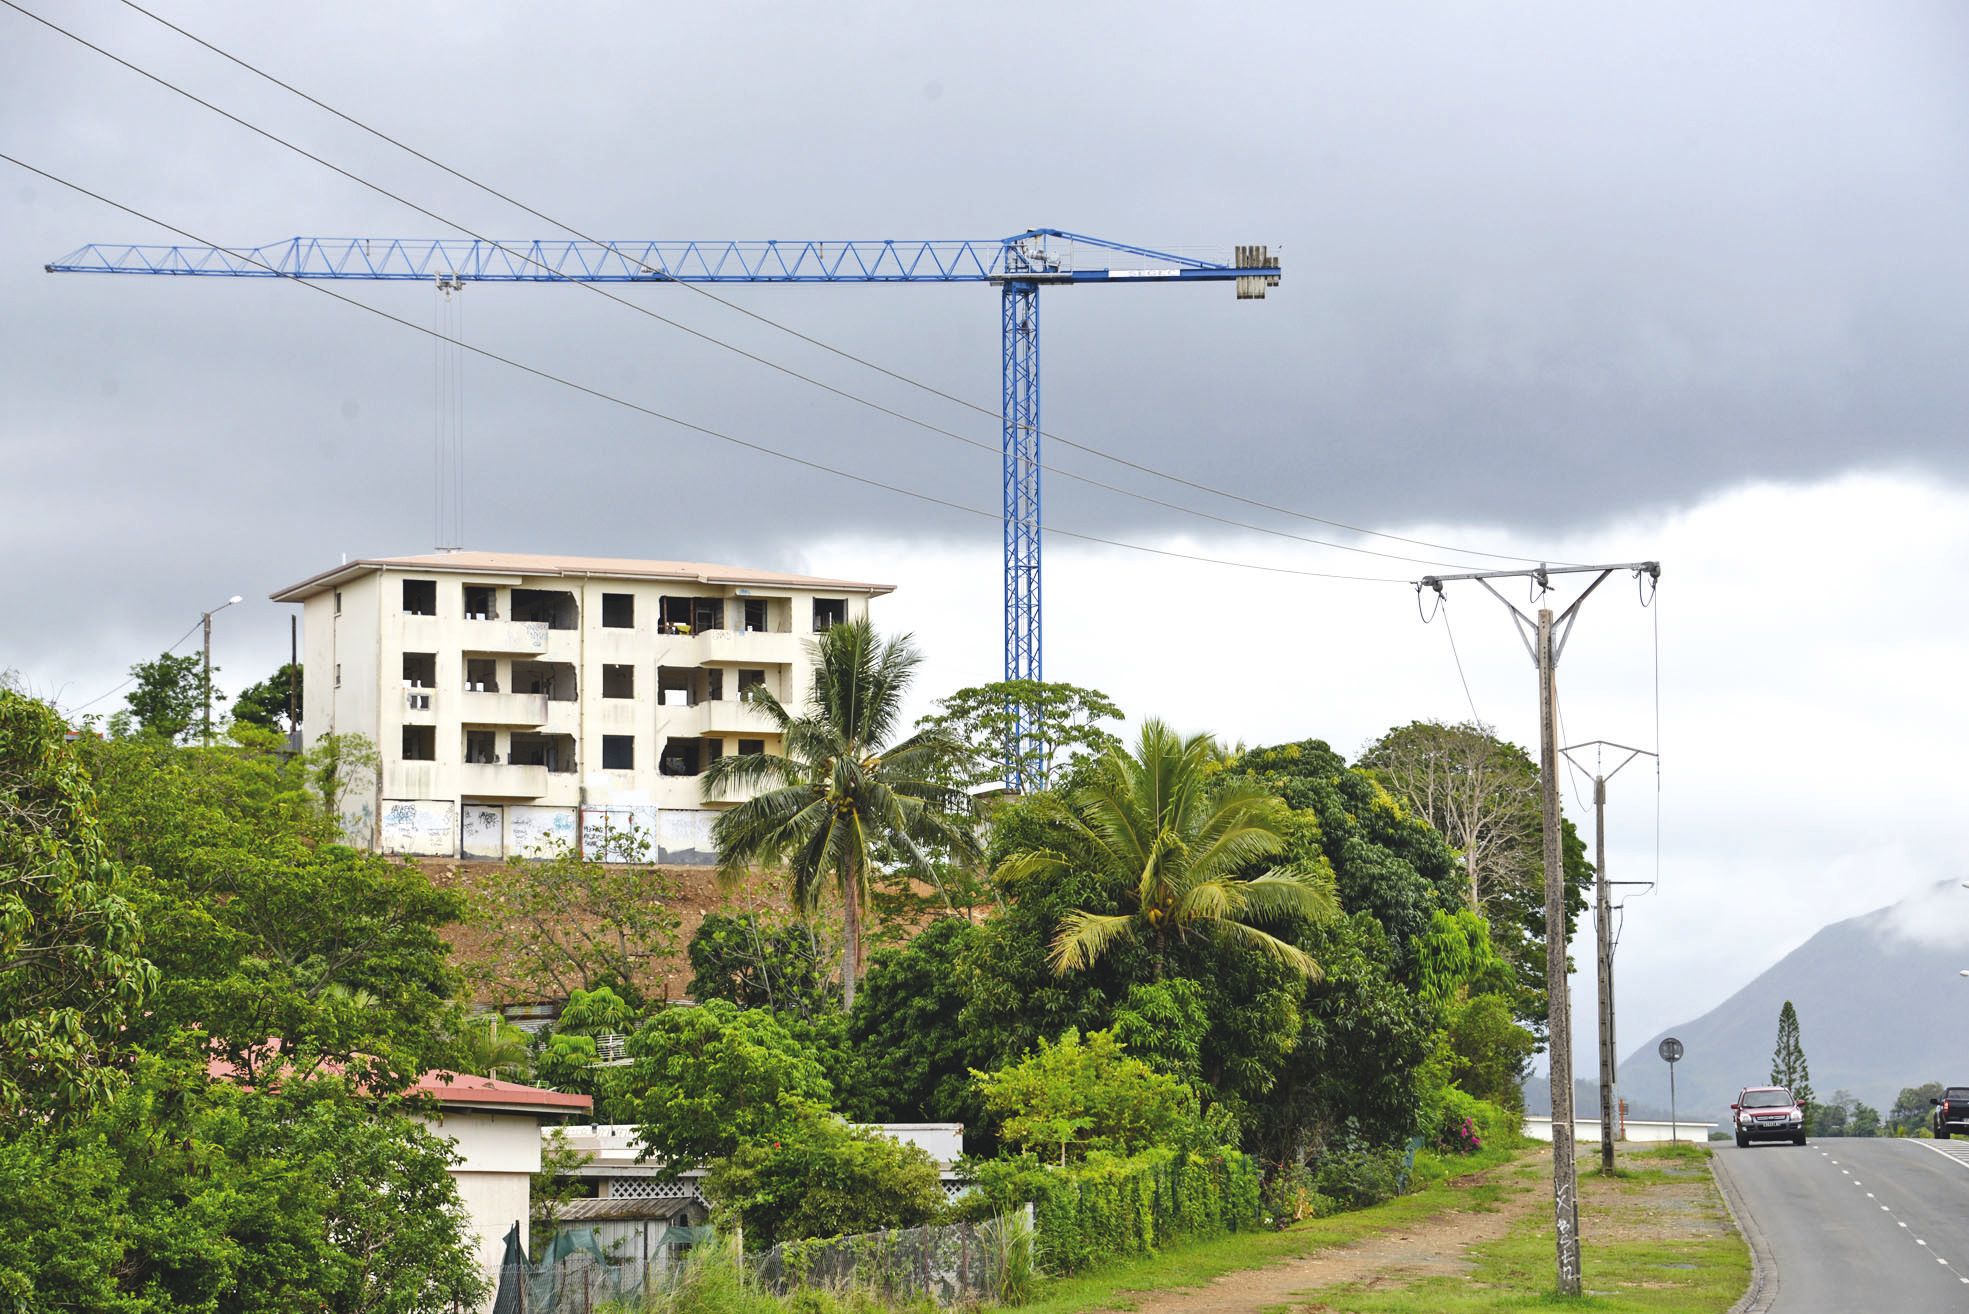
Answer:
[1611,883,1969,1126]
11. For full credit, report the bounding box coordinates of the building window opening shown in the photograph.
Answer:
[659,739,703,777]
[705,669,724,701]
[602,735,635,770]
[738,737,766,757]
[513,661,577,701]
[510,732,574,773]
[657,666,702,707]
[465,658,499,692]
[737,668,767,699]
[402,652,437,689]
[743,598,769,632]
[603,664,635,699]
[463,585,497,620]
[401,725,436,761]
[658,595,724,634]
[464,729,497,764]
[403,579,437,616]
[813,597,846,631]
[333,589,343,615]
[511,588,578,629]
[602,592,635,628]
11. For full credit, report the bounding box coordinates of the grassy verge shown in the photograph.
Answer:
[1298,1144,1749,1313]
[1010,1139,1534,1314]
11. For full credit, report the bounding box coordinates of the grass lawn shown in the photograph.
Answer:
[1299,1143,1750,1313]
[1011,1140,1534,1314]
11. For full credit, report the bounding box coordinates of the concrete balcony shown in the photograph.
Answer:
[458,761,548,798]
[458,689,549,727]
[654,700,709,737]
[692,629,803,667]
[704,699,773,737]
[459,617,552,655]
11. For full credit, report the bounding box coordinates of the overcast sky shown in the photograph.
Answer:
[5,1,1967,1050]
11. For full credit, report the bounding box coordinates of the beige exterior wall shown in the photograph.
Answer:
[290,561,878,861]
[420,1109,548,1312]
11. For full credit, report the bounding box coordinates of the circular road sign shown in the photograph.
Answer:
[1658,1037,1684,1064]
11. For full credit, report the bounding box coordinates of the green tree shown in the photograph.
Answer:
[78,731,465,1090]
[849,916,988,1130]
[627,1000,834,1175]
[463,841,680,1003]
[124,650,215,743]
[1359,720,1540,917]
[0,1060,485,1313]
[973,1027,1215,1165]
[703,620,981,1009]
[0,690,156,1122]
[232,661,303,735]
[1770,999,1814,1114]
[701,1106,945,1249]
[687,911,833,1018]
[1851,1102,1883,1138]
[915,678,1125,792]
[458,1012,532,1081]
[1890,1082,1944,1135]
[996,720,1333,978]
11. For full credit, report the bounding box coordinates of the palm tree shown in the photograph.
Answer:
[702,620,981,1010]
[458,1012,531,1081]
[997,720,1333,978]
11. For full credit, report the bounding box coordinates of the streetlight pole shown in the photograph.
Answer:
[201,594,243,745]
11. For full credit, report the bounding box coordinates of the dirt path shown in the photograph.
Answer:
[1089,1154,1548,1314]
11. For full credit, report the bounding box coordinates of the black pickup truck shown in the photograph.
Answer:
[1931,1088,1969,1138]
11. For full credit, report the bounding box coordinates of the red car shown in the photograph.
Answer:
[1732,1086,1806,1147]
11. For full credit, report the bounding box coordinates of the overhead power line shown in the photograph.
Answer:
[49,0,1561,572]
[5,151,1417,589]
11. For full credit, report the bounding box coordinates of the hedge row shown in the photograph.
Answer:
[968,1147,1262,1275]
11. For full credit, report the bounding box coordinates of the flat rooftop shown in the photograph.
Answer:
[271,550,895,602]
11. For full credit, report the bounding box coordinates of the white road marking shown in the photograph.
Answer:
[1901,1221,1910,1228]
[1919,1239,1929,1246]
[1909,1139,1969,1171]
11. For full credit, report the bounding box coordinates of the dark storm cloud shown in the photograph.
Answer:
[4,0,1967,699]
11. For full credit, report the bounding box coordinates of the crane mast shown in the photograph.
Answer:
[49,227,1281,786]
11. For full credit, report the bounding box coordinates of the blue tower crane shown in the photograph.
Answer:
[48,228,1282,787]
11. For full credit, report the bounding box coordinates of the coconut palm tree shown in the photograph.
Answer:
[702,621,980,1010]
[996,720,1333,977]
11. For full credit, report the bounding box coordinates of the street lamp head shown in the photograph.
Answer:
[1958,969,1969,977]
[228,595,243,605]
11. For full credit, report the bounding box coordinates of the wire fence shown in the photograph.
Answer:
[747,1209,1035,1306]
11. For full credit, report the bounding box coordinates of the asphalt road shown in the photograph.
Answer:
[1714,1137,1969,1312]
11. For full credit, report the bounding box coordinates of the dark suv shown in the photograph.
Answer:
[1931,1088,1969,1139]
[1732,1086,1806,1146]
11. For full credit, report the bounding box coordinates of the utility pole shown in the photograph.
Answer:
[200,594,242,746]
[1560,739,1656,1174]
[1417,560,1660,1299]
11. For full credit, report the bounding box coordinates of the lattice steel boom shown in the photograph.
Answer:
[49,227,1282,788]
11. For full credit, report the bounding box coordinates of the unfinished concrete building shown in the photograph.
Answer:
[272,551,892,864]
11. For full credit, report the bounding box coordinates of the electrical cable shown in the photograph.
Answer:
[1439,600,1488,732]
[67,0,1567,572]
[4,152,1418,589]
[63,615,204,714]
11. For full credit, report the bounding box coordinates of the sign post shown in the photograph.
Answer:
[1659,1037,1684,1142]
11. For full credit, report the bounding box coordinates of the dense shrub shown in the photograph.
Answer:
[702,1109,945,1249]
[961,1145,1261,1274]
[1308,1141,1406,1210]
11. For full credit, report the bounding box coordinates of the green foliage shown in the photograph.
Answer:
[458,1011,533,1080]
[1890,1082,1944,1135]
[559,984,638,1036]
[629,1000,835,1175]
[1307,1140,1407,1210]
[996,720,1335,978]
[304,731,379,840]
[1441,991,1535,1110]
[1414,909,1511,1008]
[702,1106,946,1249]
[1811,1089,1884,1138]
[0,690,156,1122]
[705,621,982,1010]
[464,842,680,1004]
[1109,978,1208,1089]
[975,1027,1215,1165]
[124,650,213,743]
[914,678,1125,792]
[79,732,466,1089]
[1770,999,1813,1113]
[963,1145,1262,1276]
[231,662,303,735]
[690,912,834,1018]
[849,917,988,1131]
[0,1059,485,1313]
